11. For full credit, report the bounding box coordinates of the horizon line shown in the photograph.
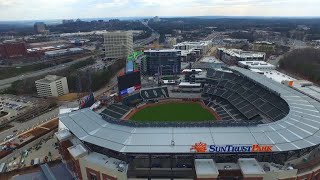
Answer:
[1,15,320,22]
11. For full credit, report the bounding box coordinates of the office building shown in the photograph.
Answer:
[143,49,181,75]
[0,41,27,59]
[103,31,133,60]
[35,75,69,97]
[34,22,47,34]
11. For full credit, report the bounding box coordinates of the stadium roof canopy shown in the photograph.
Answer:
[59,67,320,154]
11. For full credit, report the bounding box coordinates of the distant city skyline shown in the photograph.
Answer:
[0,0,319,21]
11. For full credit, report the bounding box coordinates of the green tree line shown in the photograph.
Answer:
[279,48,320,84]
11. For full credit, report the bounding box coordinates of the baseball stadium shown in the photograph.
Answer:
[55,63,320,180]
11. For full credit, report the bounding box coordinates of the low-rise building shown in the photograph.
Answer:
[35,75,69,97]
[0,41,28,59]
[238,61,276,71]
[174,41,212,56]
[217,48,266,65]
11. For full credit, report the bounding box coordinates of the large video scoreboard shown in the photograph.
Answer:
[117,71,141,96]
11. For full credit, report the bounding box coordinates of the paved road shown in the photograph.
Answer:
[134,33,159,48]
[0,55,93,90]
[0,108,59,143]
[134,20,159,48]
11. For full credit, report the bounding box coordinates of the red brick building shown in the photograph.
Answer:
[0,41,28,59]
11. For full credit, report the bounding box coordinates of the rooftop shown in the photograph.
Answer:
[254,41,274,45]
[218,48,265,58]
[144,49,179,53]
[200,57,223,63]
[55,129,72,142]
[36,75,65,84]
[174,41,211,47]
[238,61,275,69]
[238,158,265,175]
[182,69,203,73]
[67,144,88,159]
[83,152,128,173]
[262,70,296,83]
[59,67,320,154]
[195,159,219,178]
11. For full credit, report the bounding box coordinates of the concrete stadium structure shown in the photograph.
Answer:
[56,67,320,180]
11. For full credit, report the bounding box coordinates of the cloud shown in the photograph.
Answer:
[0,0,319,21]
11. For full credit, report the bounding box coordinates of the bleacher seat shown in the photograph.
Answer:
[203,69,289,122]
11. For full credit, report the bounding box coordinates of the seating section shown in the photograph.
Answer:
[140,86,169,100]
[204,69,289,122]
[122,92,143,106]
[101,104,131,119]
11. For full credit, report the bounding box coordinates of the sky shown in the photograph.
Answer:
[0,0,320,21]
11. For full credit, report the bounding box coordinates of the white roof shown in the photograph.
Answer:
[195,159,219,178]
[238,158,265,176]
[200,57,222,63]
[182,69,203,73]
[218,48,265,58]
[250,69,264,73]
[83,152,127,172]
[174,41,210,47]
[144,49,178,53]
[59,67,320,154]
[59,108,80,115]
[178,82,201,87]
[67,144,88,159]
[238,61,275,69]
[263,70,296,83]
[55,129,72,141]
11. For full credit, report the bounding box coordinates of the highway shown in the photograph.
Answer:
[134,20,159,48]
[0,55,93,90]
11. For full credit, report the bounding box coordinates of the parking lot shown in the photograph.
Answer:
[0,94,52,126]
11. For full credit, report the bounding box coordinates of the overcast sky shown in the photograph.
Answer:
[0,0,319,21]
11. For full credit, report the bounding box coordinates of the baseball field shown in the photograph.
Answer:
[130,102,217,122]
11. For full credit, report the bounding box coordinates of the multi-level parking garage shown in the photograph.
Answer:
[57,66,320,179]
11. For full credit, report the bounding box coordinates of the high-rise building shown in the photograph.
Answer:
[103,31,133,60]
[35,75,69,97]
[34,22,47,33]
[143,49,181,75]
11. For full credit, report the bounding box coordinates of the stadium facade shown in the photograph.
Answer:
[56,67,320,180]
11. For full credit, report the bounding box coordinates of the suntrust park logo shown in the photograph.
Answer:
[190,142,273,153]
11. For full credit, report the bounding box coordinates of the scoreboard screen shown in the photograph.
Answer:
[117,71,141,96]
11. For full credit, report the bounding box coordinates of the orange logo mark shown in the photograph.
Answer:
[190,142,207,153]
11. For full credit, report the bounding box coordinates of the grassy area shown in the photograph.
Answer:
[57,92,88,101]
[161,76,178,80]
[130,102,216,122]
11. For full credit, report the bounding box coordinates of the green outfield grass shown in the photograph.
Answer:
[130,102,216,122]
